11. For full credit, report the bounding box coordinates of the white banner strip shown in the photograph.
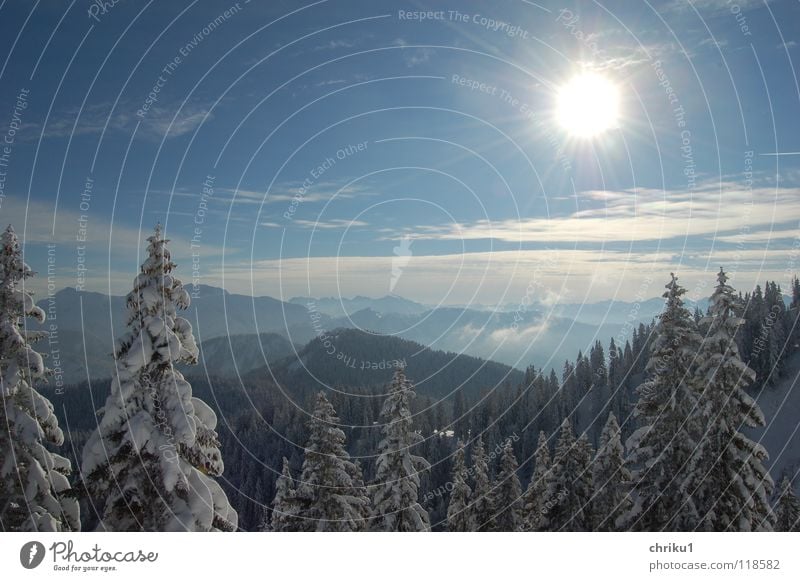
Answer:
[1,532,798,580]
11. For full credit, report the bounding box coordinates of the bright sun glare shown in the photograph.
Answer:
[555,72,620,138]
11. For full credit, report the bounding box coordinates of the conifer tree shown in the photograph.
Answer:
[544,419,592,531]
[371,368,430,531]
[522,431,550,531]
[446,440,474,531]
[692,268,775,531]
[626,274,701,531]
[258,505,271,532]
[774,477,800,532]
[489,438,523,531]
[348,459,371,531]
[608,339,628,420]
[0,226,79,531]
[592,413,631,531]
[296,392,368,531]
[575,433,595,530]
[469,434,493,531]
[82,225,237,531]
[789,277,800,345]
[270,457,301,532]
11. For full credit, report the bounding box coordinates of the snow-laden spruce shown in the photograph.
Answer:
[348,459,371,529]
[446,439,474,531]
[295,392,369,531]
[269,457,300,532]
[82,225,237,531]
[691,268,774,531]
[575,433,596,529]
[371,367,431,531]
[522,431,550,531]
[774,477,799,532]
[544,419,593,531]
[0,225,79,531]
[489,438,523,531]
[468,434,493,531]
[626,274,702,531]
[591,413,631,531]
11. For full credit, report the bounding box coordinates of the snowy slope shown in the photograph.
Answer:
[749,352,800,493]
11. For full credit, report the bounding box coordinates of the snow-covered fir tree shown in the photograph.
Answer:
[544,419,592,531]
[446,439,474,531]
[592,412,631,531]
[269,457,301,532]
[774,477,799,532]
[371,367,431,531]
[347,459,371,531]
[296,392,368,531]
[469,434,493,531]
[575,433,595,530]
[258,505,271,532]
[522,431,550,531]
[82,225,237,531]
[626,273,702,531]
[0,225,79,531]
[691,268,774,531]
[489,438,523,531]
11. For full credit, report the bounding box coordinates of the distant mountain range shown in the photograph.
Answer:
[34,286,319,383]
[35,285,668,384]
[180,333,296,378]
[260,328,523,399]
[288,294,429,317]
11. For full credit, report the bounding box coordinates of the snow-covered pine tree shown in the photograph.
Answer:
[625,273,701,531]
[489,438,523,531]
[0,225,79,532]
[774,477,800,532]
[270,457,301,532]
[82,225,237,531]
[296,392,367,531]
[522,431,550,531]
[371,367,431,531]
[765,282,786,384]
[348,459,371,531]
[544,419,592,531]
[469,434,493,531]
[258,505,271,532]
[575,433,595,530]
[447,439,474,531]
[691,268,775,531]
[592,412,631,531]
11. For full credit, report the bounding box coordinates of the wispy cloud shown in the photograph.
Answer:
[314,79,349,87]
[406,182,800,244]
[663,0,769,15]
[403,47,435,67]
[0,190,234,254]
[142,105,212,138]
[697,37,729,49]
[582,41,682,71]
[292,218,369,230]
[215,182,377,206]
[203,246,794,303]
[390,38,435,68]
[28,102,213,141]
[310,39,356,51]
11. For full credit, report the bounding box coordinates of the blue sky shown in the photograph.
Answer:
[1,0,799,305]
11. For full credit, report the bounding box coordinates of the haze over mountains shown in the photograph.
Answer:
[36,284,673,384]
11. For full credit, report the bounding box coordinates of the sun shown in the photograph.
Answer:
[555,72,620,138]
